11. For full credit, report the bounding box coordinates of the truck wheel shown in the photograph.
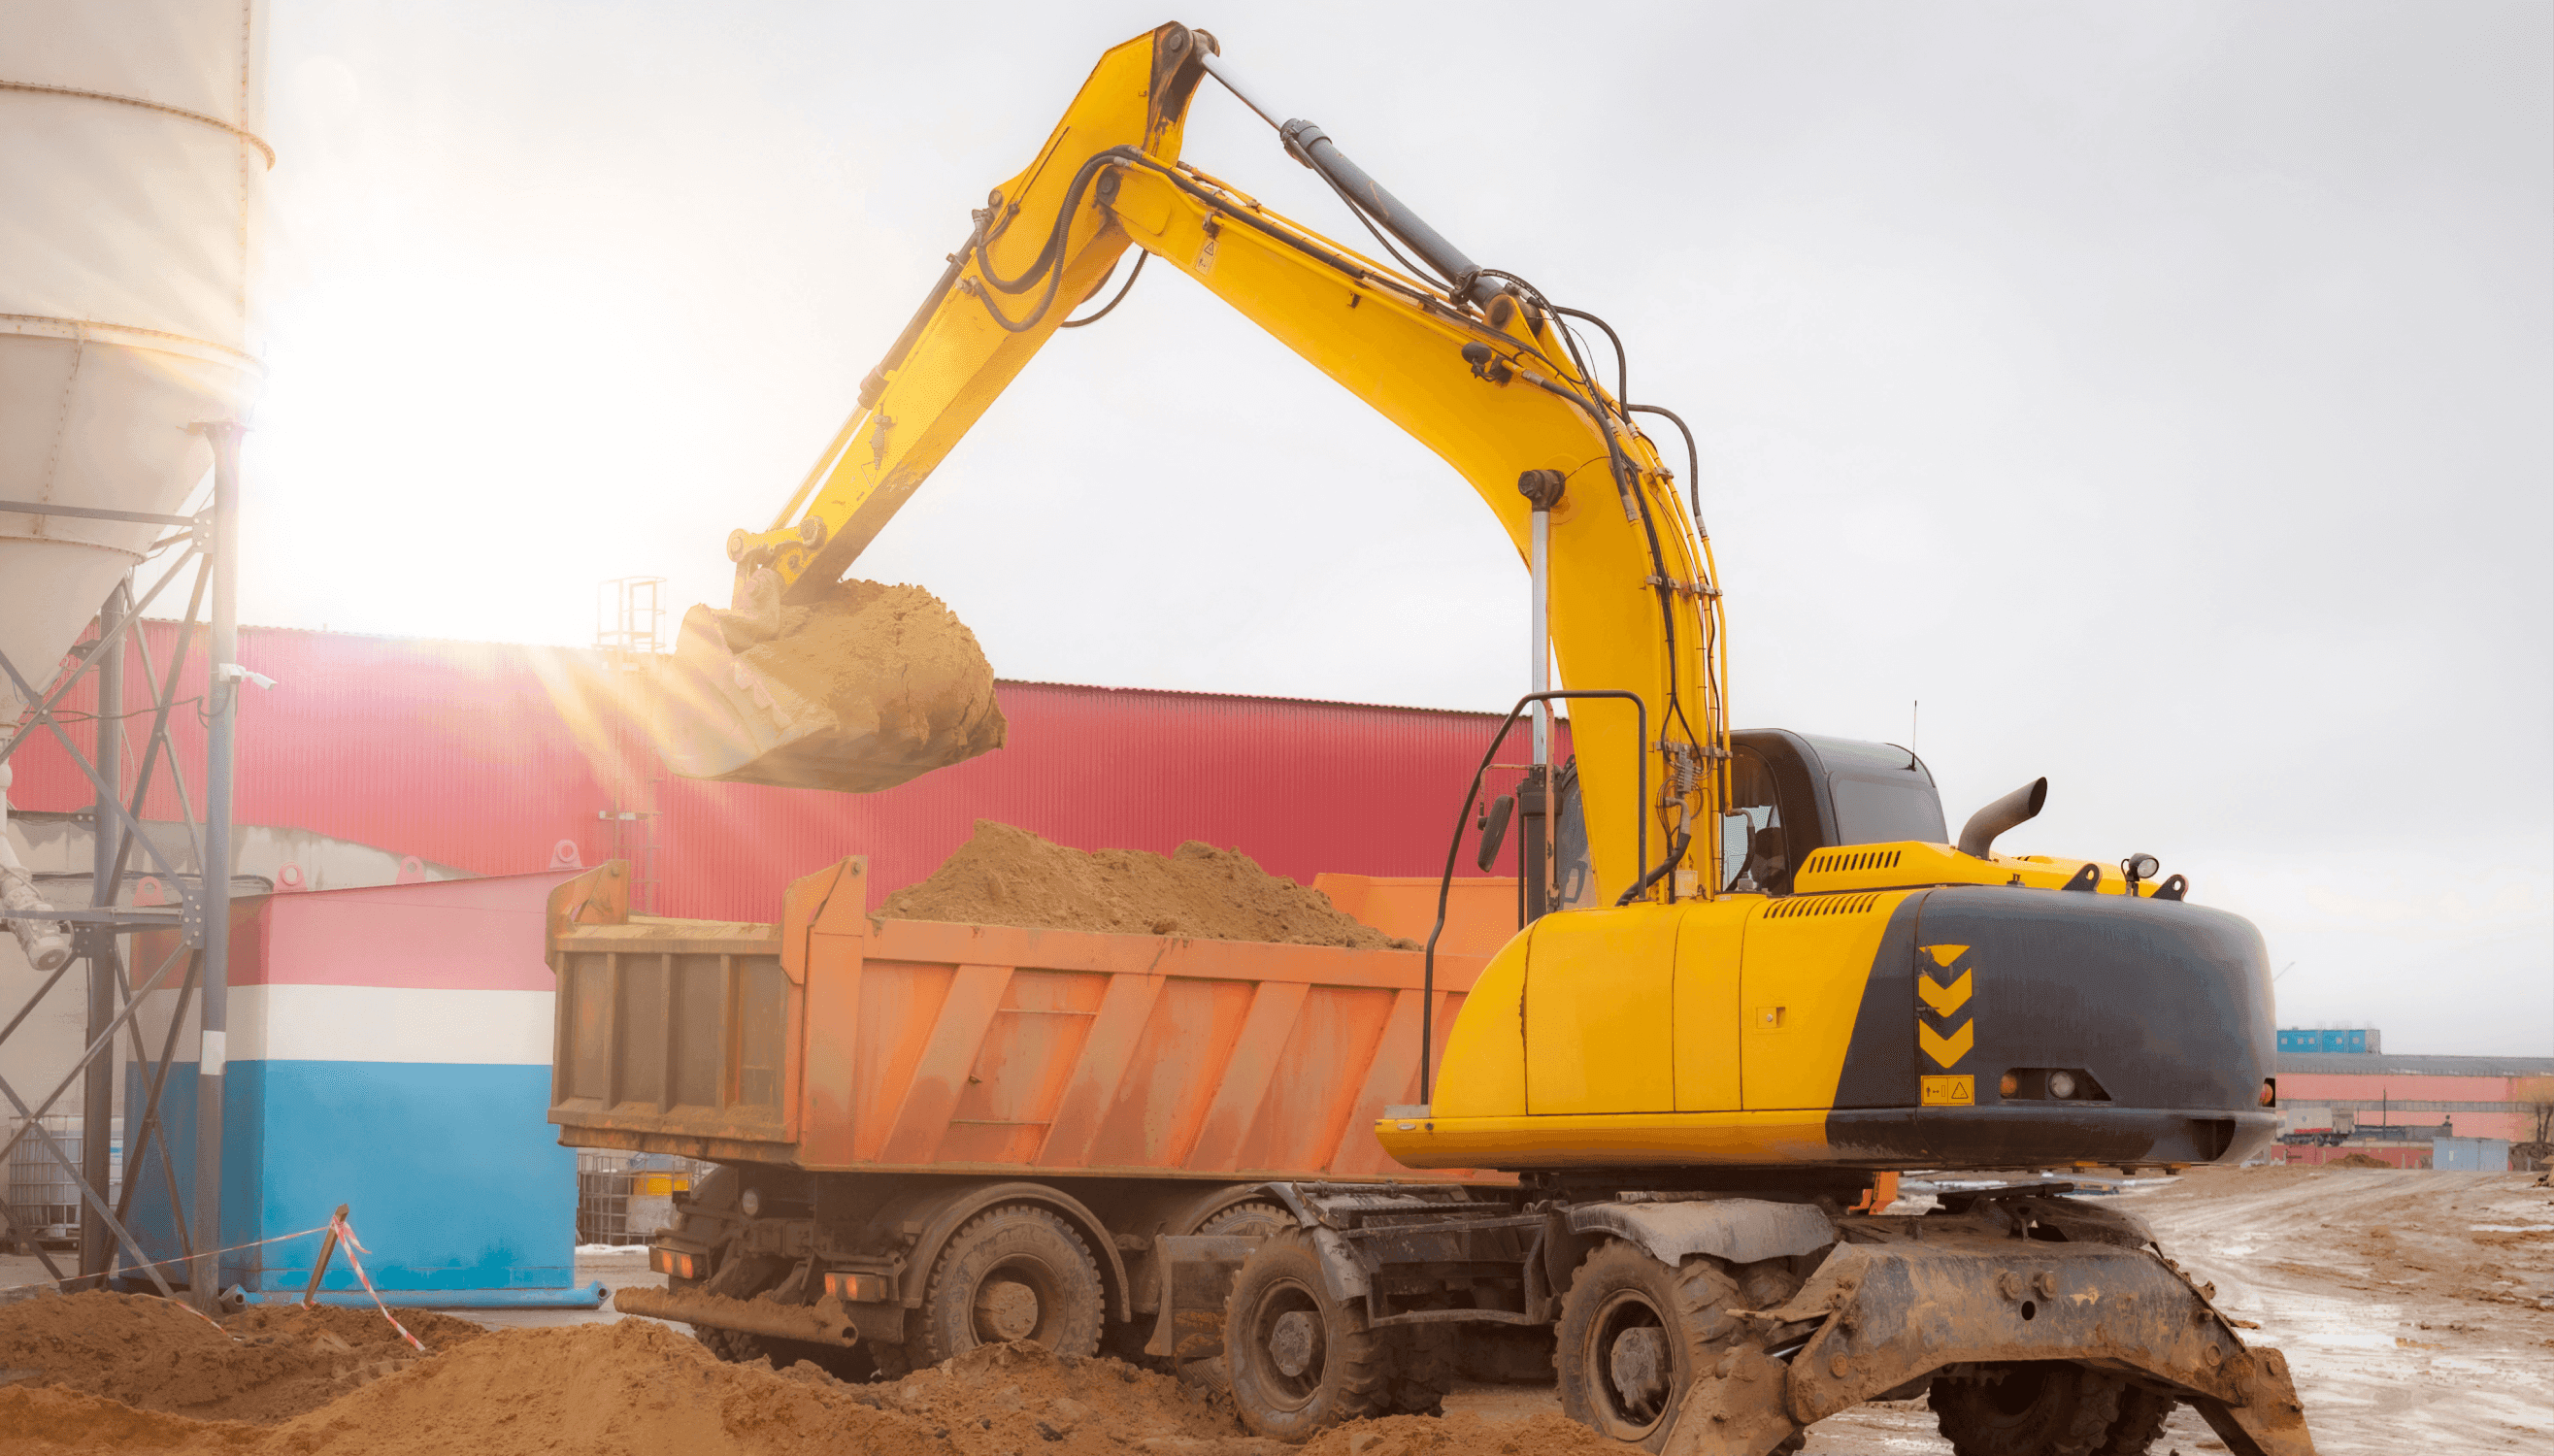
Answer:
[1197,1200,1291,1240]
[912,1204,1106,1367]
[1223,1228,1391,1440]
[1555,1241,1803,1454]
[2094,1386,2177,1455]
[1930,1362,2124,1456]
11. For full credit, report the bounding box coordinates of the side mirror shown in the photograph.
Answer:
[1476,794,1516,873]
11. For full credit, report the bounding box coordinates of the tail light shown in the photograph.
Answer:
[2260,1077,2276,1107]
[1996,1067,2110,1102]
[825,1271,891,1303]
[647,1246,697,1280]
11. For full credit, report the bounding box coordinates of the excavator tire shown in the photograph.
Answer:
[2094,1387,2179,1455]
[1223,1228,1395,1440]
[1929,1362,2125,1456]
[910,1204,1106,1368]
[1554,1240,1805,1454]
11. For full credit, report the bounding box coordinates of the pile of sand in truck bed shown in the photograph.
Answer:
[881,820,1416,949]
[0,1288,484,1424]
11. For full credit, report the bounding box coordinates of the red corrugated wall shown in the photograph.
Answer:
[9,624,1566,924]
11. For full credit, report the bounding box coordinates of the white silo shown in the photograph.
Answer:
[0,0,268,715]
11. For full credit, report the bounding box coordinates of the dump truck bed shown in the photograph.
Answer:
[546,857,1503,1182]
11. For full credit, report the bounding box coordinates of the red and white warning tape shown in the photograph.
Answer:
[1,1212,430,1356]
[133,1289,237,1338]
[326,1212,428,1353]
[0,1222,331,1299]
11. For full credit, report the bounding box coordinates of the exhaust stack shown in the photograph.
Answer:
[1958,777,2048,859]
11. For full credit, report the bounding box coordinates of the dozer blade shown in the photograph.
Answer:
[648,571,1007,792]
[1665,1232,2317,1456]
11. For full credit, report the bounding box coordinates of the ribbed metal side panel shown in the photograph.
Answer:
[10,625,1570,924]
[652,680,1568,923]
[9,623,618,877]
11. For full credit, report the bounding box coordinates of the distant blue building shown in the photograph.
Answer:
[2277,1026,2382,1054]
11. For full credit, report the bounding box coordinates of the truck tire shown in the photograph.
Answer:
[1554,1240,1804,1454]
[911,1203,1106,1367]
[1930,1362,2124,1456]
[1223,1228,1392,1440]
[1197,1200,1291,1240]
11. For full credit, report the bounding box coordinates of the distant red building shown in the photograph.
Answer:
[2272,1052,2554,1154]
[12,623,1548,923]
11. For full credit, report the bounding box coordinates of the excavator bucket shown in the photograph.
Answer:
[647,571,1007,792]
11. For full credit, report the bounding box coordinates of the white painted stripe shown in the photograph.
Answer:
[261,985,556,1065]
[131,986,555,1066]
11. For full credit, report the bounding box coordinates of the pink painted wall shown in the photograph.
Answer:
[14,623,1567,925]
[2280,1072,2533,1142]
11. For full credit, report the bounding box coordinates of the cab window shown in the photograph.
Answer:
[1724,747,1790,892]
[1829,775,1948,844]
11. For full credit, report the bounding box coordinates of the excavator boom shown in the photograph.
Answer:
[653,22,1723,909]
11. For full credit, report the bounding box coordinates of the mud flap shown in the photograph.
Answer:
[1144,1234,1259,1360]
[1660,1236,2317,1456]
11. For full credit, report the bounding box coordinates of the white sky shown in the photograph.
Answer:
[231,2,2549,1054]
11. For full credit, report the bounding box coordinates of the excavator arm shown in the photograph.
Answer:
[668,22,1726,908]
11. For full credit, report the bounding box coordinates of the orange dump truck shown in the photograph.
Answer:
[545,855,1510,1375]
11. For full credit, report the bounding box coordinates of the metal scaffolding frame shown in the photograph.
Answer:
[0,421,243,1311]
[595,577,667,913]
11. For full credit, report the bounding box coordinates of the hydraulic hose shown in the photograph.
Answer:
[1058,248,1148,328]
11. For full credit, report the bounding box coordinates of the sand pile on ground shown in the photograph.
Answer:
[860,1338,1252,1454]
[882,821,1415,949]
[0,1321,1295,1456]
[665,575,1006,790]
[0,1290,483,1425]
[1299,1413,1621,1456]
[2330,1151,2393,1168]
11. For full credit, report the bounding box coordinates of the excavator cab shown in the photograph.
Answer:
[1723,730,1947,895]
[1548,730,1946,905]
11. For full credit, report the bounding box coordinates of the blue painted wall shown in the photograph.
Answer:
[121,1061,580,1301]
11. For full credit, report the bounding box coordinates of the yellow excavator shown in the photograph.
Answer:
[649,23,2314,1456]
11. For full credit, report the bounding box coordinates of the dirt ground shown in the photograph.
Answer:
[1439,1166,2554,1453]
[2112,1165,2554,1452]
[0,1167,2543,1453]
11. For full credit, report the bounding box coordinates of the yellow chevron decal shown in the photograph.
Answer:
[1920,1018,1975,1068]
[1918,969,1973,1018]
[1921,943,1969,968]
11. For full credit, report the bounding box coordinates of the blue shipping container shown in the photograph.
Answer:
[2277,1028,2379,1054]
